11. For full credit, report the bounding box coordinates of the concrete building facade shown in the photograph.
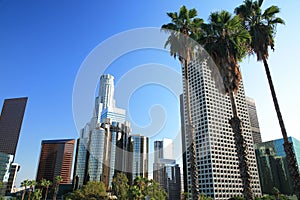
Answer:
[181,60,261,199]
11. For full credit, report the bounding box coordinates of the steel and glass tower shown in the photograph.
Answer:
[181,60,261,199]
[73,74,130,189]
[246,97,262,144]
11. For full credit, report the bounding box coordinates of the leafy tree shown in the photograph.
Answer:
[65,181,107,200]
[112,173,129,200]
[128,176,167,200]
[161,6,203,199]
[40,178,52,200]
[235,2,300,198]
[199,10,252,199]
[52,176,63,200]
[144,179,167,200]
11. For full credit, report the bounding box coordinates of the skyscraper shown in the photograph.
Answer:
[128,134,148,184]
[36,139,75,184]
[0,97,27,156]
[181,60,261,199]
[255,137,300,195]
[154,138,174,163]
[0,97,27,196]
[73,74,131,189]
[246,96,262,144]
[153,139,181,200]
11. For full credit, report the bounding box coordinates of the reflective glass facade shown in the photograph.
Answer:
[0,97,27,156]
[255,137,300,195]
[128,134,148,184]
[0,152,13,196]
[246,97,262,144]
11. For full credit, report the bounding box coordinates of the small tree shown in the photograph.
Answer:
[21,179,30,200]
[40,178,52,200]
[65,181,107,200]
[28,180,37,200]
[128,176,167,200]
[33,189,42,200]
[112,173,129,200]
[52,176,63,200]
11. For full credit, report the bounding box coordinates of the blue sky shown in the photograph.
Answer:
[0,0,299,186]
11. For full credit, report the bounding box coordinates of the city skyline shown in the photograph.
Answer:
[0,0,299,188]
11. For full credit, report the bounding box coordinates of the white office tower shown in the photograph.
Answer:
[181,60,261,199]
[95,74,126,124]
[73,74,129,189]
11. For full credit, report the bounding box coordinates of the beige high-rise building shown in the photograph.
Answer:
[181,60,261,199]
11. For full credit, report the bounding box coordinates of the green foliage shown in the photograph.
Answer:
[128,176,167,200]
[198,10,251,94]
[33,188,42,200]
[65,181,107,200]
[112,173,129,200]
[199,193,213,200]
[235,0,285,61]
[40,178,52,200]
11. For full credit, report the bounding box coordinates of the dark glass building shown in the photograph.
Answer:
[128,134,148,184]
[0,97,27,156]
[36,139,75,184]
[246,96,262,144]
[255,137,300,195]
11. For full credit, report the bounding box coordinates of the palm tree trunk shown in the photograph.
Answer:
[228,91,253,200]
[45,187,48,200]
[21,187,26,200]
[183,60,199,200]
[263,58,300,199]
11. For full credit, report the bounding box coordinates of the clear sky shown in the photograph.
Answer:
[0,0,299,186]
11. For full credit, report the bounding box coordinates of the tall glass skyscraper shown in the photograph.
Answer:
[153,139,181,200]
[246,97,262,144]
[255,137,300,195]
[180,60,261,199]
[73,74,131,189]
[128,134,148,184]
[0,97,27,195]
[0,97,27,156]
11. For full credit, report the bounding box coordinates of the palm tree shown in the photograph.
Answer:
[235,1,300,198]
[33,189,42,200]
[52,176,63,200]
[41,178,52,200]
[28,180,37,200]
[162,6,203,199]
[21,179,30,200]
[198,11,253,199]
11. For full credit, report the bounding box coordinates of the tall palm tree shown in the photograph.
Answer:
[198,11,253,199]
[162,5,203,199]
[28,180,37,200]
[52,176,63,200]
[235,1,300,198]
[21,179,30,200]
[41,178,52,200]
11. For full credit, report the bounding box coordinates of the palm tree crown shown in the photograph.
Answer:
[199,10,251,94]
[235,0,285,61]
[162,5,203,63]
